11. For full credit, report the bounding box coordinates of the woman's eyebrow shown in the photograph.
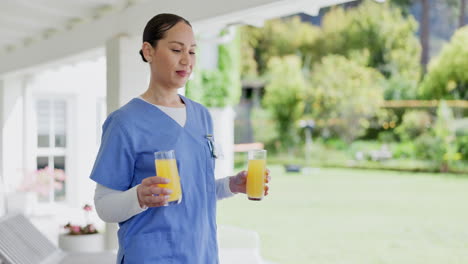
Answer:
[168,41,197,47]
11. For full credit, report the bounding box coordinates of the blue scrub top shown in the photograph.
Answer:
[90,96,218,264]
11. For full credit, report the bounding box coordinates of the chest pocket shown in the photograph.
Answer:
[203,139,216,194]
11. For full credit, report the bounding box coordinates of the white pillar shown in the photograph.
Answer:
[198,29,236,179]
[0,75,27,215]
[104,34,148,250]
[209,107,235,178]
[22,76,35,186]
[0,79,5,216]
[106,34,148,113]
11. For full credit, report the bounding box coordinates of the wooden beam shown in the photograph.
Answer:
[381,100,468,108]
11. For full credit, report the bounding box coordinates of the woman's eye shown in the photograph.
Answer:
[189,51,196,55]
[172,49,181,53]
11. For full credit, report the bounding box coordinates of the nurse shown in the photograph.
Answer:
[90,13,270,263]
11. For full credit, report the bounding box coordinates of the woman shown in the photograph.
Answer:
[90,13,270,263]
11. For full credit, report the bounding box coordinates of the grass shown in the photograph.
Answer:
[217,166,468,264]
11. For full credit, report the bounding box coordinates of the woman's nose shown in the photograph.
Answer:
[180,53,190,65]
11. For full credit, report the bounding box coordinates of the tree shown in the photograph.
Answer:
[263,56,305,149]
[419,26,468,99]
[461,0,467,28]
[420,0,430,72]
[240,17,321,77]
[312,0,421,99]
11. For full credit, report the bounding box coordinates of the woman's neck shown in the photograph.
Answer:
[141,82,185,107]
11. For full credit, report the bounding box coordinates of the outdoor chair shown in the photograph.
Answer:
[217,225,266,264]
[0,213,116,264]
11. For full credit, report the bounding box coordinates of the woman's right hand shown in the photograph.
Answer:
[137,176,173,208]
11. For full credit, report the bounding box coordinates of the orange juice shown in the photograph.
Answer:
[246,159,266,200]
[155,159,182,203]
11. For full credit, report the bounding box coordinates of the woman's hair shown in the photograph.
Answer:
[139,13,191,62]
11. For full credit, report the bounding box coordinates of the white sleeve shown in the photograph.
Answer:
[216,177,235,200]
[94,183,147,223]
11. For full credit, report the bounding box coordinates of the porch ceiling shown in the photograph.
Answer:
[0,0,355,76]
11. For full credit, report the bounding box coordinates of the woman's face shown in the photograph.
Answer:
[148,22,196,90]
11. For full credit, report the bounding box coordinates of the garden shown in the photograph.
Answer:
[190,1,468,263]
[228,0,468,174]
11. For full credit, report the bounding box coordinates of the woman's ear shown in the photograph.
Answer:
[142,42,154,63]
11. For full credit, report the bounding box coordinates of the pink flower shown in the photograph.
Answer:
[18,167,67,198]
[83,204,93,212]
[87,224,96,233]
[71,225,81,233]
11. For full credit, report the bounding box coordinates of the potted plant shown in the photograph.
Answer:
[58,204,104,252]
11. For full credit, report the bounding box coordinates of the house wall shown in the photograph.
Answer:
[30,58,106,208]
[0,57,107,219]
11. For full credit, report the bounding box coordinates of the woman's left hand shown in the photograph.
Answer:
[229,169,271,196]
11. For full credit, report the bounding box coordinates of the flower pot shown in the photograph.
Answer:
[58,233,104,252]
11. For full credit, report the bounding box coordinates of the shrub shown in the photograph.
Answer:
[392,142,416,159]
[395,110,432,141]
[455,135,468,160]
[250,107,278,147]
[413,102,459,172]
[186,29,241,107]
[414,133,444,160]
[307,55,384,143]
[454,118,468,160]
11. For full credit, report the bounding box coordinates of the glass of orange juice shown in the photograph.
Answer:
[246,149,267,201]
[154,150,182,205]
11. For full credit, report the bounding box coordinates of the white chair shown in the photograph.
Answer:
[0,213,116,264]
[218,225,267,264]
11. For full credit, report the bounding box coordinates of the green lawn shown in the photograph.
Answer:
[217,166,468,264]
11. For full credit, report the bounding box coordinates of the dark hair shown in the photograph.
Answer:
[139,13,191,62]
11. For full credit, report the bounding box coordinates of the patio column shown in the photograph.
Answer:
[0,79,5,215]
[198,28,236,179]
[104,34,148,250]
[0,75,28,216]
[106,34,148,113]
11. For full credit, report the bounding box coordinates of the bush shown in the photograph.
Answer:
[456,135,468,160]
[414,133,444,160]
[392,141,416,159]
[395,110,432,141]
[307,55,384,143]
[323,138,348,151]
[250,107,278,147]
[378,131,398,143]
[413,102,459,172]
[454,118,468,160]
[186,29,241,107]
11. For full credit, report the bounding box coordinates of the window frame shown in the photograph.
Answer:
[32,95,74,204]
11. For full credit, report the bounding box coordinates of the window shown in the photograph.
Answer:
[36,99,67,203]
